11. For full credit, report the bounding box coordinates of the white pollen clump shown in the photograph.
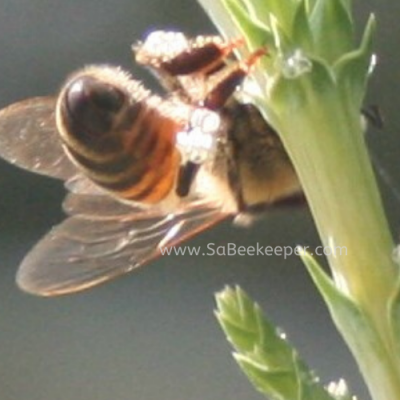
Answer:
[176,108,221,165]
[190,108,221,133]
[141,31,189,60]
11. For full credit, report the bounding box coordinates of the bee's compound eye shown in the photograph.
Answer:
[63,76,126,136]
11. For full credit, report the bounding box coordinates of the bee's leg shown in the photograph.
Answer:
[175,108,221,198]
[135,33,245,100]
[176,161,200,197]
[160,36,245,76]
[135,31,244,76]
[203,48,266,110]
[175,48,266,198]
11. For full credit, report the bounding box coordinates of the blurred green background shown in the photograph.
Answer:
[0,1,399,399]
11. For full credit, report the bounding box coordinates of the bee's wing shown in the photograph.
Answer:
[65,173,108,195]
[0,96,77,180]
[17,191,229,296]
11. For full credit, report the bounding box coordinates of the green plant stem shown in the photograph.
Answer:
[275,101,395,312]
[264,86,400,399]
[197,0,400,397]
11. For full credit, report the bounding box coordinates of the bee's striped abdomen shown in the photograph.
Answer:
[57,67,181,204]
[105,107,181,203]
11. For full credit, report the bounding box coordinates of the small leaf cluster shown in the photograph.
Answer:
[215,286,356,400]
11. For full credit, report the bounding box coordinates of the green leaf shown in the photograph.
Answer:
[220,0,274,51]
[388,267,400,357]
[215,286,284,354]
[300,250,371,339]
[309,0,354,63]
[337,0,352,20]
[291,0,314,53]
[269,58,335,118]
[305,0,318,14]
[334,14,376,109]
[197,0,241,40]
[242,0,298,35]
[215,286,340,400]
[234,354,301,400]
[299,251,394,392]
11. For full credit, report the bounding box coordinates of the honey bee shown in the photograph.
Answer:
[0,31,301,296]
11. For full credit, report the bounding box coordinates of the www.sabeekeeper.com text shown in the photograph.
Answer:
[160,243,347,259]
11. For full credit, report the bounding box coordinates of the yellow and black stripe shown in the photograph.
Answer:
[57,69,181,204]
